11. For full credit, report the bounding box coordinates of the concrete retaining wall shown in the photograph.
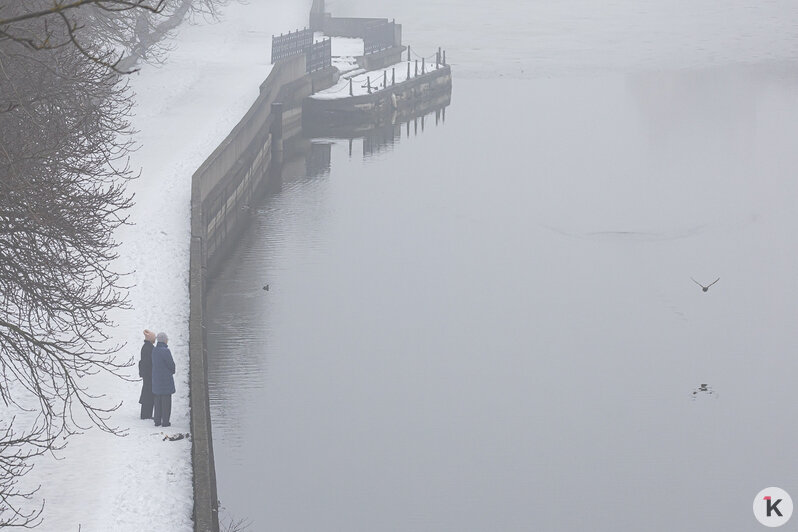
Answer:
[188,53,336,532]
[309,0,403,54]
[356,45,405,71]
[318,16,387,38]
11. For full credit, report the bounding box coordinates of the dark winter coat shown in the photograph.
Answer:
[138,340,154,404]
[151,341,176,395]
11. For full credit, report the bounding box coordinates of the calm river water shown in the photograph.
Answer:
[207,1,798,530]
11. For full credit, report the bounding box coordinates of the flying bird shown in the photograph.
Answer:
[262,284,269,291]
[691,277,719,292]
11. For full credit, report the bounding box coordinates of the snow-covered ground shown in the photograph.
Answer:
[20,1,308,530]
[310,30,447,100]
[312,59,445,99]
[314,32,363,74]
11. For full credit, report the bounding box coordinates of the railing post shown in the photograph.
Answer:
[349,78,353,96]
[443,50,446,65]
[407,45,411,62]
[392,67,395,86]
[367,77,371,94]
[437,47,441,68]
[383,70,387,88]
[414,59,418,77]
[422,57,425,74]
[407,61,411,79]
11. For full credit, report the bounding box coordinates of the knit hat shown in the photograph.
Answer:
[156,332,169,343]
[143,329,156,342]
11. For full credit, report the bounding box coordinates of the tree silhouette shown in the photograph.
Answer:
[0,0,224,525]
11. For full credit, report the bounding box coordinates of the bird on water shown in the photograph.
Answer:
[262,284,269,291]
[691,277,719,292]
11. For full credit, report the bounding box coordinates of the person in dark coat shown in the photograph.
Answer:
[138,329,156,419]
[151,331,176,427]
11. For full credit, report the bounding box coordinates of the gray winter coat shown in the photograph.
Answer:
[151,342,176,395]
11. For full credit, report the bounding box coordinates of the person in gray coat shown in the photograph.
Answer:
[151,332,176,427]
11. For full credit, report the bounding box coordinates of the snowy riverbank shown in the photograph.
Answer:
[21,2,308,530]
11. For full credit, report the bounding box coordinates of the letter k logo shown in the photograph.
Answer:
[754,487,793,527]
[765,496,783,517]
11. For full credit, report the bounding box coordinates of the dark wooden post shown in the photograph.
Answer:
[422,57,425,74]
[414,59,418,77]
[367,77,371,94]
[383,70,387,88]
[349,78,353,96]
[436,47,441,68]
[443,50,446,65]
[407,61,411,79]
[407,45,411,61]
[392,67,395,85]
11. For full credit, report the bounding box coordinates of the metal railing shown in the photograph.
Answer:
[272,28,332,74]
[307,38,331,72]
[271,28,314,63]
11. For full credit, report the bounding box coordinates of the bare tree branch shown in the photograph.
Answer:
[0,1,165,26]
[0,0,227,524]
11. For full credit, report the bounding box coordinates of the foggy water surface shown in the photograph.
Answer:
[207,1,798,530]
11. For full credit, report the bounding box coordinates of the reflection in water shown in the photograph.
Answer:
[306,141,332,177]
[207,95,450,498]
[207,72,798,531]
[310,97,450,161]
[362,108,446,159]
